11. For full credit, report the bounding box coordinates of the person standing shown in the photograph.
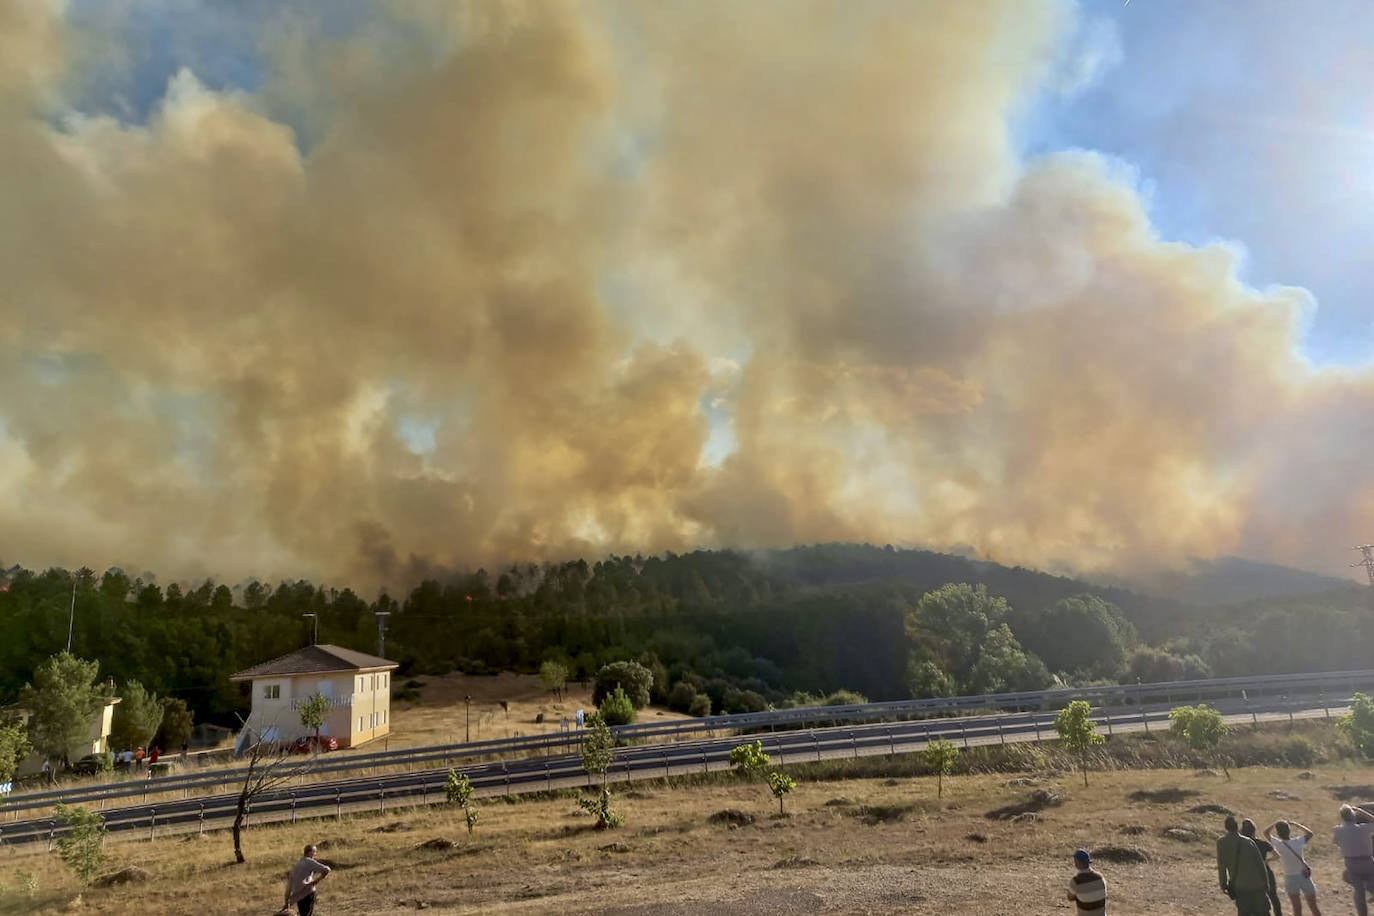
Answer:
[1264,819,1321,916]
[1242,819,1283,916]
[1219,815,1272,915]
[1333,805,1374,916]
[282,844,331,916]
[1066,849,1107,913]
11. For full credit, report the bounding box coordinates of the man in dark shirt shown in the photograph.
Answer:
[1219,815,1272,915]
[1067,849,1107,913]
[1242,818,1283,915]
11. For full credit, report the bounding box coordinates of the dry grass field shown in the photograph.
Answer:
[386,673,688,749]
[5,753,1373,915]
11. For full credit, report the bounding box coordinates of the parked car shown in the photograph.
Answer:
[290,735,338,754]
[70,752,111,775]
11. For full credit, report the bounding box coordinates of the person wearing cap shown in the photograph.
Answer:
[1067,849,1106,913]
[1219,814,1272,915]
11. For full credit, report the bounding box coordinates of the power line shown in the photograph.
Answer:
[1353,545,1374,586]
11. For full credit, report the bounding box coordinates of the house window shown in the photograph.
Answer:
[382,709,386,725]
[358,716,364,732]
[263,684,280,699]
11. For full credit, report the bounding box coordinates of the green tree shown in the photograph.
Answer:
[539,659,568,701]
[924,738,960,799]
[109,679,163,752]
[1012,595,1135,678]
[729,740,770,778]
[905,658,956,699]
[156,698,194,749]
[1169,704,1230,778]
[19,653,104,768]
[598,686,637,727]
[297,691,330,743]
[0,716,32,783]
[688,693,712,717]
[905,583,1010,684]
[1340,693,1374,758]
[1055,700,1104,787]
[445,770,480,835]
[965,624,1052,694]
[580,713,615,789]
[54,804,105,883]
[767,771,797,815]
[592,661,653,709]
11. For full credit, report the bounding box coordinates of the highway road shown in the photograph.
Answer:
[0,691,1350,848]
[8,665,1370,819]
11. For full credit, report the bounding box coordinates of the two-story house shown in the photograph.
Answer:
[230,644,398,752]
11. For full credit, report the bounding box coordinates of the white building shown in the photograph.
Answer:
[230,644,398,752]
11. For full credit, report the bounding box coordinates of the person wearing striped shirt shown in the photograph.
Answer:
[1067,849,1107,913]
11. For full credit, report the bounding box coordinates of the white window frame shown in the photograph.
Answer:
[263,684,280,699]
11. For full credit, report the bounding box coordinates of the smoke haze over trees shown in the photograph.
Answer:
[0,2,1372,591]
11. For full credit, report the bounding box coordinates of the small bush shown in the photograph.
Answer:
[55,804,105,883]
[688,694,712,717]
[578,788,623,829]
[598,687,637,727]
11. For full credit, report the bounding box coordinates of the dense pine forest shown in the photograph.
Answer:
[1,544,1368,727]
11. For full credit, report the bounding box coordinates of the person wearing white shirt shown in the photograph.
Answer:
[1265,819,1321,916]
[1333,805,1374,916]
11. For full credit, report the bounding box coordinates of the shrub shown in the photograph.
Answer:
[924,738,960,798]
[578,787,624,829]
[688,693,712,717]
[1169,704,1229,778]
[767,771,796,815]
[667,681,698,712]
[730,740,770,778]
[598,686,637,727]
[445,770,480,835]
[55,804,105,883]
[593,661,653,709]
[1340,692,1374,757]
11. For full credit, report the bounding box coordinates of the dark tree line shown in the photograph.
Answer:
[1,544,1366,727]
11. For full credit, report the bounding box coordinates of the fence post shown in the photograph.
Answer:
[702,752,709,774]
[997,720,1005,745]
[291,794,297,824]
[379,785,385,814]
[850,732,858,759]
[1033,714,1041,741]
[1104,709,1113,737]
[149,809,156,841]
[960,721,968,749]
[502,762,510,797]
[887,727,895,756]
[245,802,250,829]
[546,763,552,791]
[336,790,342,820]
[1321,689,1329,719]
[813,734,821,762]
[1141,705,1149,733]
[48,821,56,851]
[199,804,205,836]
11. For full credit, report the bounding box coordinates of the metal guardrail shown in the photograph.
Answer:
[6,667,1372,817]
[0,693,1348,847]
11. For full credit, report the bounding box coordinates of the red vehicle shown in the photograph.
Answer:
[290,735,339,754]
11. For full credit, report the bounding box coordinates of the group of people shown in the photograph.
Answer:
[1217,805,1374,916]
[1063,804,1374,916]
[116,746,158,770]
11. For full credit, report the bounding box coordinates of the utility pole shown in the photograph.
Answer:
[374,611,390,658]
[302,612,318,646]
[1353,545,1374,587]
[65,579,77,653]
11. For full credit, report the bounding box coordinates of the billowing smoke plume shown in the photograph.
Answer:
[0,1,1369,589]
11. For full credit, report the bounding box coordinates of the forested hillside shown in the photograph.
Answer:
[0,544,1366,728]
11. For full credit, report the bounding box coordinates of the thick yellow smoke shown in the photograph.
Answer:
[0,1,1368,588]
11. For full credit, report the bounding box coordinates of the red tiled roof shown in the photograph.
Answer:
[229,644,397,681]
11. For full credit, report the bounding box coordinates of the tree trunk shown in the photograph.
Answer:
[232,796,247,863]
[1081,756,1088,788]
[937,772,943,799]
